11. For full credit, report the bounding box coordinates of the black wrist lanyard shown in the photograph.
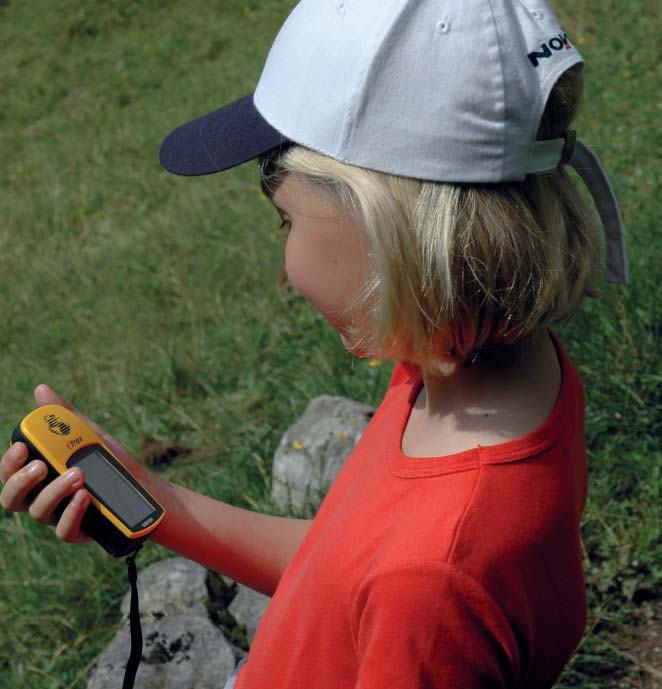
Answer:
[122,545,143,689]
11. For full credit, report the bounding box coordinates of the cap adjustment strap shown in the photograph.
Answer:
[560,129,577,166]
[567,138,629,284]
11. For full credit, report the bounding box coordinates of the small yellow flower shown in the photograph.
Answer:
[336,431,347,440]
[577,36,586,46]
[368,359,381,368]
[292,441,303,450]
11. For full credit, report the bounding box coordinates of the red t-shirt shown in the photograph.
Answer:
[236,332,588,688]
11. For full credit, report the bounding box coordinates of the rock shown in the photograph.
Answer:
[88,558,239,689]
[87,614,236,689]
[206,571,250,655]
[119,557,209,622]
[229,585,271,645]
[271,395,373,514]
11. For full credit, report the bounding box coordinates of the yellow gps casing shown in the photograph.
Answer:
[12,404,165,557]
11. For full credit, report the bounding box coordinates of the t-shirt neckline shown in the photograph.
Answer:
[388,331,573,479]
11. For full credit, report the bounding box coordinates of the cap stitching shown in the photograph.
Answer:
[485,0,509,180]
[338,0,416,157]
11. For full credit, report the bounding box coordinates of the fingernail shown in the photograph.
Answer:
[27,463,45,478]
[73,491,88,508]
[10,444,26,462]
[64,469,80,485]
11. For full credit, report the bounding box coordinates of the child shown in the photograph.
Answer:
[0,1,628,687]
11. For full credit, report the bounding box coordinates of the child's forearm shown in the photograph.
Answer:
[146,472,312,596]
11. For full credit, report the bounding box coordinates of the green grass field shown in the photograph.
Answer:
[0,1,660,687]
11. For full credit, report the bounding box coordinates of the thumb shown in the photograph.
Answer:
[34,384,97,429]
[33,385,128,460]
[34,383,73,409]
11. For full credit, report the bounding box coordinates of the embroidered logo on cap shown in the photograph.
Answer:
[527,32,573,67]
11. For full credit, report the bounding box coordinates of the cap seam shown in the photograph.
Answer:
[339,0,415,157]
[485,0,509,181]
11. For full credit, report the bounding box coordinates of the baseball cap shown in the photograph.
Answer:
[159,0,628,283]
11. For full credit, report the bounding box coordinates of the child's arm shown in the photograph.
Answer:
[147,476,311,596]
[0,385,311,597]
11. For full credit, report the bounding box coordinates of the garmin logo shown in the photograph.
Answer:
[44,413,71,436]
[527,33,573,67]
[141,517,155,528]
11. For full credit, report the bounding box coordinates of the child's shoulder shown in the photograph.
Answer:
[399,330,567,459]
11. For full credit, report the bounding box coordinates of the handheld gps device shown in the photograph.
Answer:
[12,404,165,557]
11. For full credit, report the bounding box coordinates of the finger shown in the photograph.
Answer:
[0,459,47,512]
[0,442,29,485]
[55,488,92,543]
[28,467,84,525]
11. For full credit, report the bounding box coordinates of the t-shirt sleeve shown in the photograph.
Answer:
[352,562,519,689]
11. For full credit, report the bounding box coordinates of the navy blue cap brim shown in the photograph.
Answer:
[159,93,290,176]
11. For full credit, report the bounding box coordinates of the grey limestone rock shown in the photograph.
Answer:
[87,558,238,689]
[119,557,210,622]
[271,395,374,514]
[228,585,271,645]
[87,614,235,689]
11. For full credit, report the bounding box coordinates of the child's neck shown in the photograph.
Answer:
[401,329,561,458]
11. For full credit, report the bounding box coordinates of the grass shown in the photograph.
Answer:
[0,1,659,687]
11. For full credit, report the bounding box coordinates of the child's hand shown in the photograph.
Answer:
[0,385,144,544]
[0,440,92,543]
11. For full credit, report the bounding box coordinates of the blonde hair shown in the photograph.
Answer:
[259,66,601,371]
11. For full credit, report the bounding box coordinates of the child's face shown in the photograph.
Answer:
[270,175,375,355]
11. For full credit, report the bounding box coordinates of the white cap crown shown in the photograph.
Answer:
[255,0,583,182]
